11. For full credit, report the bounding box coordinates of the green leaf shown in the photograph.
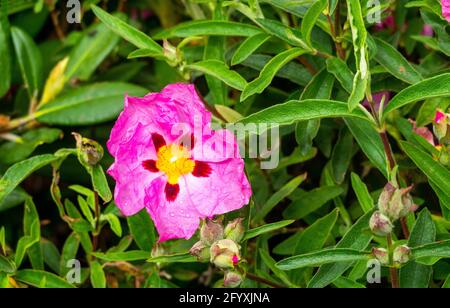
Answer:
[255,18,309,49]
[231,33,270,65]
[241,48,306,101]
[0,3,11,98]
[90,164,112,203]
[23,198,43,270]
[300,68,335,100]
[239,99,371,128]
[301,0,327,47]
[332,277,366,288]
[345,118,388,178]
[331,128,354,184]
[102,213,122,237]
[326,57,354,93]
[283,186,344,220]
[186,60,247,91]
[400,209,435,288]
[412,240,450,260]
[147,253,197,264]
[15,220,39,267]
[127,209,156,252]
[253,174,307,222]
[36,82,147,126]
[15,269,75,288]
[154,20,262,39]
[276,248,369,270]
[259,249,296,287]
[91,5,162,54]
[92,250,150,262]
[90,261,106,288]
[0,255,15,274]
[0,128,62,165]
[66,20,120,80]
[60,232,80,276]
[274,209,338,255]
[351,173,374,213]
[0,154,57,205]
[383,73,450,116]
[11,26,43,98]
[308,211,373,288]
[215,105,243,123]
[244,220,295,241]
[41,239,61,274]
[345,0,369,110]
[373,37,423,84]
[400,141,450,201]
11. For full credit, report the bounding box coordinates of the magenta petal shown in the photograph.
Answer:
[443,0,450,22]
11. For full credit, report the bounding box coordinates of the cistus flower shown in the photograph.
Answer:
[442,0,450,22]
[107,83,252,242]
[210,239,241,269]
[369,211,393,236]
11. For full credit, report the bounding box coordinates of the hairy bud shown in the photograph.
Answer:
[372,247,389,265]
[200,220,224,246]
[224,218,245,243]
[393,245,411,264]
[73,133,104,167]
[369,211,393,236]
[210,239,241,269]
[223,271,244,288]
[189,241,210,262]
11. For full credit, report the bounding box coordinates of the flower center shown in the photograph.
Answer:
[156,144,195,185]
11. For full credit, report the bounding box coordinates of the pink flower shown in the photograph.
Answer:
[409,119,435,146]
[107,84,252,241]
[375,14,395,31]
[421,24,434,36]
[435,110,446,123]
[443,0,450,22]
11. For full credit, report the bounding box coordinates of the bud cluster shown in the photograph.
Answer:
[369,182,416,237]
[189,218,246,288]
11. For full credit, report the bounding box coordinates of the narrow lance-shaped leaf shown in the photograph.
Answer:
[241,48,307,101]
[351,173,374,213]
[239,99,371,129]
[383,73,450,116]
[186,60,247,91]
[91,5,163,54]
[373,37,423,84]
[346,0,369,110]
[11,26,43,99]
[0,0,11,98]
[301,0,327,47]
[244,220,295,241]
[231,33,271,65]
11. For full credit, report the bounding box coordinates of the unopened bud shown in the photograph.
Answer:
[433,110,448,141]
[378,183,416,220]
[200,220,224,246]
[73,133,104,167]
[438,147,450,166]
[224,218,245,243]
[163,40,180,66]
[223,271,244,288]
[210,239,241,269]
[372,247,389,265]
[189,241,210,262]
[393,245,411,264]
[369,211,393,236]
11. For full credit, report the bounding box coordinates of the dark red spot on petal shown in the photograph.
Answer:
[180,133,196,150]
[192,161,212,177]
[142,160,159,172]
[152,133,166,151]
[165,183,180,202]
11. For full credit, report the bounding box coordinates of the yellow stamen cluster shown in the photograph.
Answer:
[156,144,195,184]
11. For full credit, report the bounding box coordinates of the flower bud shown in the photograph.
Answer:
[163,40,181,66]
[224,218,245,243]
[223,271,244,288]
[200,220,224,246]
[393,245,411,264]
[433,110,448,141]
[369,211,393,236]
[189,241,210,262]
[210,239,241,269]
[378,183,416,220]
[438,147,450,167]
[372,247,389,265]
[73,133,104,167]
